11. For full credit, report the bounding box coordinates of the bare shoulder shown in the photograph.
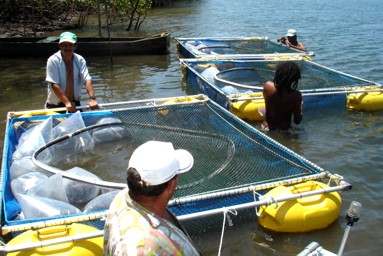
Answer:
[263,81,275,91]
[290,90,303,100]
[263,81,276,98]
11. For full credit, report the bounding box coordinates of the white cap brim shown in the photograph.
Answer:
[175,149,194,174]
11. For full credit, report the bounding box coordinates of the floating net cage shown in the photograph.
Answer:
[177,38,305,58]
[182,58,381,111]
[1,96,347,240]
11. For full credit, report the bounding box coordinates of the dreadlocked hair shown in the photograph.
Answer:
[273,61,301,98]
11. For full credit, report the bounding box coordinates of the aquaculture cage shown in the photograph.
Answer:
[1,95,350,252]
[181,58,382,121]
[175,36,313,59]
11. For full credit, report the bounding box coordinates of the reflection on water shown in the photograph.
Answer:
[1,0,383,255]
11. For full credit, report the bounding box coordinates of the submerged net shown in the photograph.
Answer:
[3,98,325,235]
[185,59,379,110]
[179,38,303,57]
[195,39,298,54]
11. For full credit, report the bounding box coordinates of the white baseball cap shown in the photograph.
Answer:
[128,141,194,186]
[286,29,297,37]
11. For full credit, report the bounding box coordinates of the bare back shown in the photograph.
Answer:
[263,81,303,130]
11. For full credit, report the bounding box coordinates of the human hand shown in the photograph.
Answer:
[88,99,99,110]
[65,102,77,113]
[277,37,286,44]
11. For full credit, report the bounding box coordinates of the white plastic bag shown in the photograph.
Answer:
[63,167,101,205]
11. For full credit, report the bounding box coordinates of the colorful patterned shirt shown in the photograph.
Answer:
[103,188,200,256]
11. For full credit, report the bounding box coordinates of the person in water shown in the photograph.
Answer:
[262,61,303,131]
[45,31,98,113]
[104,140,200,256]
[277,29,307,52]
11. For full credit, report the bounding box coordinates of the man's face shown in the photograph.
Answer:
[59,42,76,56]
[288,36,297,43]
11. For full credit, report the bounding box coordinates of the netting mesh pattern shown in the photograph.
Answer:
[177,38,301,58]
[193,59,374,90]
[195,39,298,54]
[80,102,319,197]
[184,59,377,110]
[3,100,323,231]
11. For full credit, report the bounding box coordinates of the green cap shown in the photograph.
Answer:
[59,32,77,44]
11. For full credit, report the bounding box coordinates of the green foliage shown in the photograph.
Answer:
[0,0,154,32]
[107,0,152,30]
[0,0,93,22]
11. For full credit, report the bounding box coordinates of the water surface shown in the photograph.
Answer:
[1,0,382,255]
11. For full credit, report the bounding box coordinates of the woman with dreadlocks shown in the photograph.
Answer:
[262,61,303,131]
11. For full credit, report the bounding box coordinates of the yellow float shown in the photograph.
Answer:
[6,223,103,255]
[257,181,342,233]
[159,96,201,116]
[11,109,60,118]
[230,93,265,121]
[346,87,383,111]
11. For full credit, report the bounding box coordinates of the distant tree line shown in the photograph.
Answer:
[0,0,182,33]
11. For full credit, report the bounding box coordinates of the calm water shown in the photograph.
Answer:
[1,0,383,255]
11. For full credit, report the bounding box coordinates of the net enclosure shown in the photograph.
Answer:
[1,95,350,239]
[175,36,314,59]
[181,58,382,120]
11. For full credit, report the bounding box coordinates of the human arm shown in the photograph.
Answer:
[84,79,99,109]
[50,83,77,112]
[286,41,307,51]
[75,54,99,110]
[277,36,287,44]
[293,92,303,124]
[262,81,276,129]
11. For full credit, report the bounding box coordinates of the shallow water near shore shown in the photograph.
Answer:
[1,0,383,255]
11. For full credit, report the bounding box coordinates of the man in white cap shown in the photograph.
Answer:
[277,29,306,52]
[45,31,98,113]
[104,140,200,256]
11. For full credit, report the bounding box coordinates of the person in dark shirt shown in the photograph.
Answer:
[277,29,307,52]
[262,61,303,131]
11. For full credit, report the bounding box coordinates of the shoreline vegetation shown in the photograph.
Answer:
[0,0,182,38]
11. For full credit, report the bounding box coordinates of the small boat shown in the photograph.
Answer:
[175,36,315,59]
[180,57,382,121]
[0,95,351,253]
[0,32,170,58]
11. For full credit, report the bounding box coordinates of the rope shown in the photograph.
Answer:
[253,190,262,217]
[218,208,237,256]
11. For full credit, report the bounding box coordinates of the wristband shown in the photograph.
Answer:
[89,96,96,100]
